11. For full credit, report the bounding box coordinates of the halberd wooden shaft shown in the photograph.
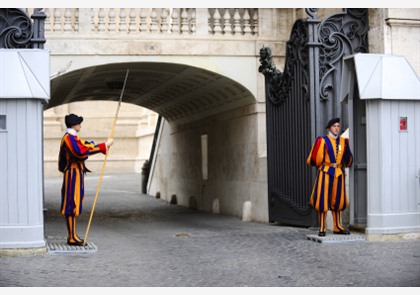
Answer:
[84,69,129,246]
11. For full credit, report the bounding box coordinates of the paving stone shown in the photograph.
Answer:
[0,173,419,288]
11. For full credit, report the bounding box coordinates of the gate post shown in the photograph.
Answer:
[305,8,321,142]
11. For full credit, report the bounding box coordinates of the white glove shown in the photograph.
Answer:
[106,138,114,148]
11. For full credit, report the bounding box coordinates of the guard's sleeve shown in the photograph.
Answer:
[306,136,325,167]
[64,134,106,160]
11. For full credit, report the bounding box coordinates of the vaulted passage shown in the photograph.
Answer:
[48,62,255,125]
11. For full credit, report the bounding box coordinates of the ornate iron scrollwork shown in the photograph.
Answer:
[305,8,318,18]
[318,8,369,100]
[0,8,34,48]
[0,8,46,49]
[258,19,310,105]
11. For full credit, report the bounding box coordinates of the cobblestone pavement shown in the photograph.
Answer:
[1,173,419,288]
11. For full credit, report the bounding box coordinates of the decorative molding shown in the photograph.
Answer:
[385,18,420,27]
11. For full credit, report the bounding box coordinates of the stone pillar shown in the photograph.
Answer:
[0,49,50,250]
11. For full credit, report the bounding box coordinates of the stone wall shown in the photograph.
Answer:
[369,8,420,73]
[148,103,269,223]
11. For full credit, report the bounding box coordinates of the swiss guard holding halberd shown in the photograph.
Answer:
[306,117,353,237]
[58,114,114,246]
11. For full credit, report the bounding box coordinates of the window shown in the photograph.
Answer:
[0,115,6,131]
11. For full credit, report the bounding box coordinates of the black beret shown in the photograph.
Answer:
[65,114,83,128]
[325,117,340,129]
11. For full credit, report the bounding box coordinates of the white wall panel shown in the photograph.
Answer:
[0,101,8,223]
[366,100,420,234]
[6,100,18,224]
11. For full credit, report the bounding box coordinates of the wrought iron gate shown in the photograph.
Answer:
[259,8,369,227]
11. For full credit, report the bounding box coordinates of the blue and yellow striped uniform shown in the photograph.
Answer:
[58,133,106,217]
[307,135,353,213]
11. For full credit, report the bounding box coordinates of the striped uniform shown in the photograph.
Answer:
[306,135,353,213]
[58,132,106,217]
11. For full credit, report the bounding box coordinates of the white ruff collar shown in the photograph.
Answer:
[328,131,338,139]
[66,128,77,136]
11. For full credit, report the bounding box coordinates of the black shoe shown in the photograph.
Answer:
[318,231,326,237]
[334,230,350,235]
[67,240,84,246]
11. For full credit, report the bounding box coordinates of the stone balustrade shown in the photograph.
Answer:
[25,8,259,37]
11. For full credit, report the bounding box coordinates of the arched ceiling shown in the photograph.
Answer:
[48,62,255,125]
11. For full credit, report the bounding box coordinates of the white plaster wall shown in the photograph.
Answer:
[149,103,268,223]
[369,8,420,74]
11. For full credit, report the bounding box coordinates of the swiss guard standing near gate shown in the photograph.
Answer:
[58,114,114,245]
[307,118,353,237]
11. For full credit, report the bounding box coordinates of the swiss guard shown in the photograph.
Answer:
[58,114,114,245]
[306,117,353,237]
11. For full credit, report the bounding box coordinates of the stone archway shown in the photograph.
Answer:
[44,61,256,176]
[46,61,256,122]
